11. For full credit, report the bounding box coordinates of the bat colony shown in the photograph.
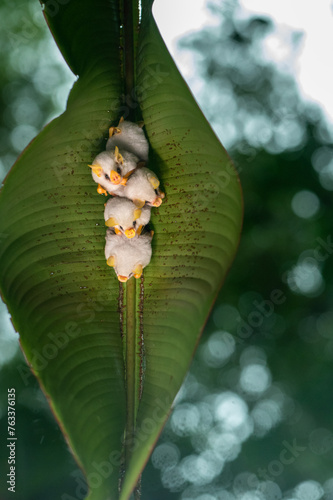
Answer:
[88,118,164,282]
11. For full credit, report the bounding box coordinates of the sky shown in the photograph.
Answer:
[153,0,333,124]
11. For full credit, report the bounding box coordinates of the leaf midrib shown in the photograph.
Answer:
[119,0,144,486]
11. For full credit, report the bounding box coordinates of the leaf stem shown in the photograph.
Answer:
[124,277,136,462]
[121,0,142,494]
[122,0,138,120]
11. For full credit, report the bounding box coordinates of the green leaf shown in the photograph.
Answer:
[0,1,242,499]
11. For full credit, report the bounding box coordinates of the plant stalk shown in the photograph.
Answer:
[123,0,138,120]
[121,0,142,491]
[124,277,137,465]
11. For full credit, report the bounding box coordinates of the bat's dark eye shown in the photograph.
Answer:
[116,167,121,174]
[119,226,123,231]
[105,174,110,181]
[133,221,137,227]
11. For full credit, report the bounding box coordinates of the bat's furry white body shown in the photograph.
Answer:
[106,120,149,161]
[105,230,153,282]
[122,167,164,207]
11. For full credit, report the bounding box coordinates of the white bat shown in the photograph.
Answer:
[120,167,165,208]
[105,229,153,282]
[106,117,149,162]
[88,147,138,196]
[104,197,151,238]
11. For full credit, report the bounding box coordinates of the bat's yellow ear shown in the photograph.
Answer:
[148,174,160,189]
[109,126,121,137]
[105,217,117,227]
[114,146,124,164]
[133,199,145,208]
[109,117,123,137]
[133,208,142,220]
[88,164,103,177]
[106,256,115,267]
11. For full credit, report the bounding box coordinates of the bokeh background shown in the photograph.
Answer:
[1,0,333,499]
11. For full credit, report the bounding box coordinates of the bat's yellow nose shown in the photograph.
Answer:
[124,228,136,239]
[110,170,122,185]
[118,275,128,282]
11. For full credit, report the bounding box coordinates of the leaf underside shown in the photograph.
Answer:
[0,1,242,499]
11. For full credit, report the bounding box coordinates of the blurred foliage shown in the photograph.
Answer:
[0,353,84,500]
[1,0,333,499]
[0,0,75,181]
[0,1,78,499]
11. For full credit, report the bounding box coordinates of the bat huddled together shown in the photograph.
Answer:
[88,118,164,282]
